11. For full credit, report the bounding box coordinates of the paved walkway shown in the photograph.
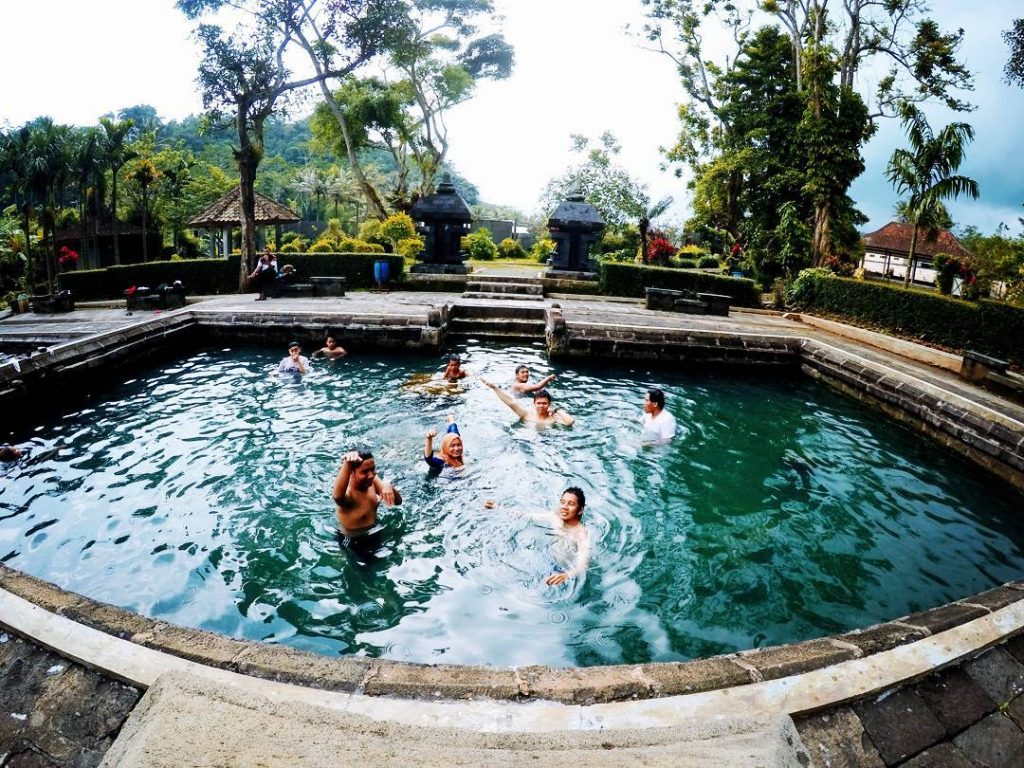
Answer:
[795,636,1024,766]
[0,630,140,766]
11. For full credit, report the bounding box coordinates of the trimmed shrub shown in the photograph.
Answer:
[397,236,424,259]
[789,269,1024,364]
[530,237,556,262]
[599,262,760,306]
[497,237,527,259]
[285,252,403,287]
[677,244,710,260]
[61,257,242,300]
[697,256,720,269]
[60,253,406,299]
[674,258,698,269]
[464,228,498,260]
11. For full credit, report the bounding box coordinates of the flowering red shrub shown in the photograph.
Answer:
[647,237,676,265]
[57,246,80,271]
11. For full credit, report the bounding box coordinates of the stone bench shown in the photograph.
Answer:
[645,287,691,312]
[126,285,187,311]
[645,287,731,317]
[674,298,707,314]
[310,276,346,297]
[270,282,314,298]
[30,292,75,314]
[697,292,732,317]
[960,350,1009,382]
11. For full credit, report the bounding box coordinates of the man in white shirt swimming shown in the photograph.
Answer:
[641,387,676,444]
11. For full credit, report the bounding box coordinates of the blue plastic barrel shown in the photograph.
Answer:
[374,259,390,287]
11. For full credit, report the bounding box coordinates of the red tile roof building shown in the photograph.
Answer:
[860,221,972,285]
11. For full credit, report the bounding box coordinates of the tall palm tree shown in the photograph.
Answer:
[886,104,979,287]
[638,196,674,264]
[130,159,159,262]
[99,117,137,266]
[72,128,103,265]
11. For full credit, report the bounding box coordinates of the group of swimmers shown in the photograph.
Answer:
[294,344,678,587]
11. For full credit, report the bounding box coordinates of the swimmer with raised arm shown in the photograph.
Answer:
[424,413,464,471]
[481,379,574,426]
[485,487,590,586]
[331,449,402,537]
[510,364,556,394]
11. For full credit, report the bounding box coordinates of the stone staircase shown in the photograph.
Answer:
[447,301,548,340]
[461,275,545,301]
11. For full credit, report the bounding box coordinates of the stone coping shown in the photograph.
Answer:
[2,564,1024,709]
[3,300,1024,707]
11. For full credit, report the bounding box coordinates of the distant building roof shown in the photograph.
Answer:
[862,221,971,260]
[187,186,299,228]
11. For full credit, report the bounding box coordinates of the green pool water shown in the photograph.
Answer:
[2,343,1023,668]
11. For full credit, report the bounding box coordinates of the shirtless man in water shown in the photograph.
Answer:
[509,365,556,394]
[331,450,402,538]
[481,379,574,426]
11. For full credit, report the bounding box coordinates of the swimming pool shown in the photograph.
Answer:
[2,342,1023,667]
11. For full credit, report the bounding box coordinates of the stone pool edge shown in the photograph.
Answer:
[3,563,1024,707]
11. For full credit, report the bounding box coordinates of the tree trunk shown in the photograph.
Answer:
[811,201,831,267]
[111,169,121,266]
[903,224,920,287]
[313,79,388,220]
[233,100,263,293]
[141,187,149,263]
[22,205,34,294]
[639,219,650,263]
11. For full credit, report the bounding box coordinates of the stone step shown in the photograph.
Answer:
[464,281,544,295]
[466,273,543,284]
[450,303,547,321]
[447,317,546,338]
[461,291,546,301]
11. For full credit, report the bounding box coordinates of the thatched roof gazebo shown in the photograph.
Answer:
[188,186,300,259]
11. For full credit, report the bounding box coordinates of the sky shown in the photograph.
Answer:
[2,0,1021,235]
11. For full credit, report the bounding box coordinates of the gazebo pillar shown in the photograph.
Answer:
[208,232,216,258]
[222,227,231,258]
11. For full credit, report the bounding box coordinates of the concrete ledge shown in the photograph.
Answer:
[790,312,962,372]
[4,562,1024,707]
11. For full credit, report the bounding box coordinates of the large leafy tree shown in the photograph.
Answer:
[177,0,404,289]
[1005,18,1024,87]
[885,103,979,287]
[305,0,513,217]
[541,132,651,233]
[642,0,973,264]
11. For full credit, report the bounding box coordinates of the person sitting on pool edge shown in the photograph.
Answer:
[481,379,574,426]
[641,387,676,444]
[442,355,469,381]
[278,341,309,374]
[312,336,347,360]
[424,414,464,472]
[510,364,556,395]
[332,449,402,559]
[485,487,590,586]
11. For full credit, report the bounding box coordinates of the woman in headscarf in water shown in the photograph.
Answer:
[424,413,465,472]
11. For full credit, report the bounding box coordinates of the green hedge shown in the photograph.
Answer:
[61,253,406,300]
[599,262,760,306]
[792,271,1024,364]
[61,257,242,300]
